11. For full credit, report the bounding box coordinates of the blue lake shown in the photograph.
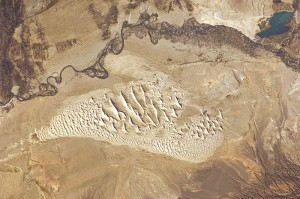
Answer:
[257,11,294,38]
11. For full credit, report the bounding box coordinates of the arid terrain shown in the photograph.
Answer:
[1,0,300,198]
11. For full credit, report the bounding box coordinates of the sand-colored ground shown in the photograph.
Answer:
[1,0,300,198]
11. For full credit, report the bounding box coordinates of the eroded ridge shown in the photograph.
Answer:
[36,76,224,162]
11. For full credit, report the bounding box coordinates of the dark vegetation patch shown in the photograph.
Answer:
[124,0,193,14]
[154,0,193,12]
[293,0,300,10]
[8,20,48,100]
[183,0,193,11]
[0,6,49,106]
[32,43,47,60]
[0,0,23,105]
[88,3,119,40]
[124,0,147,14]
[55,38,78,53]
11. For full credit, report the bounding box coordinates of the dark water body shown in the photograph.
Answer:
[257,11,294,38]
